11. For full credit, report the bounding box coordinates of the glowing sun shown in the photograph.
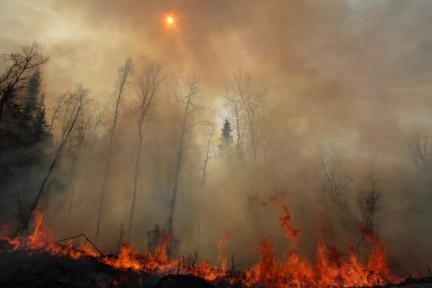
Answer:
[165,15,175,27]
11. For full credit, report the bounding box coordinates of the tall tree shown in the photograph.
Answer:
[127,62,163,241]
[167,78,199,249]
[226,70,266,164]
[232,71,266,163]
[95,58,132,241]
[33,93,48,140]
[195,121,215,252]
[15,86,88,235]
[65,107,95,224]
[226,91,244,165]
[21,68,41,131]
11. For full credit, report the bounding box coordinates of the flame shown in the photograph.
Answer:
[245,202,400,287]
[26,210,55,250]
[0,206,401,287]
[217,234,229,274]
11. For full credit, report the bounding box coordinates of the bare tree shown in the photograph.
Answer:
[47,95,68,132]
[359,173,381,236]
[407,130,432,171]
[166,78,199,246]
[127,62,163,241]
[0,43,48,120]
[226,90,244,164]
[199,122,215,192]
[226,70,266,164]
[15,86,88,235]
[321,155,352,205]
[95,58,132,241]
[195,121,215,252]
[65,107,98,223]
[320,154,356,237]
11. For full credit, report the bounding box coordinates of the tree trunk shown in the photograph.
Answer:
[65,152,82,224]
[195,128,213,253]
[166,91,192,248]
[15,102,82,236]
[127,129,143,241]
[95,60,130,242]
[0,89,12,121]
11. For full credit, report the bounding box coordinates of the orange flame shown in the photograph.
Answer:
[245,201,400,287]
[0,206,401,287]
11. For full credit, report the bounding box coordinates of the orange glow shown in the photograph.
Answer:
[0,206,402,287]
[165,14,176,28]
[166,16,174,24]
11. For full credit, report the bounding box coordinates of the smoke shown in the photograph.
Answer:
[1,0,432,275]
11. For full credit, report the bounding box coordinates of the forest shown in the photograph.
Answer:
[1,1,432,287]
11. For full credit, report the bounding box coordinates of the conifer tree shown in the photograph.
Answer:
[221,118,233,145]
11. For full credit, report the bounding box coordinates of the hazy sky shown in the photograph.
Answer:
[3,1,432,270]
[1,0,432,152]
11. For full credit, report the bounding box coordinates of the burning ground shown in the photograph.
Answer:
[0,202,414,288]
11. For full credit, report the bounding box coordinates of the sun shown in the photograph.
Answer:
[165,15,175,27]
[166,16,174,25]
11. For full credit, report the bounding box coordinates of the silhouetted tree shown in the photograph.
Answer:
[33,93,48,140]
[0,43,48,120]
[16,85,89,235]
[96,58,132,241]
[222,119,232,143]
[167,78,199,252]
[19,68,48,141]
[226,70,266,164]
[127,62,163,241]
[65,103,96,223]
[196,121,215,252]
[219,118,232,156]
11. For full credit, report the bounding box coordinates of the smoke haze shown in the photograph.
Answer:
[1,0,432,275]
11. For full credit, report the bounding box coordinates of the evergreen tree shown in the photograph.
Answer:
[221,118,233,144]
[219,119,233,155]
[22,68,41,134]
[34,93,48,140]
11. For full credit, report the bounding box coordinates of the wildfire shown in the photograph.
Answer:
[245,198,400,288]
[0,204,401,287]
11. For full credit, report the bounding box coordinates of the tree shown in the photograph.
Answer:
[221,119,232,143]
[359,173,381,236]
[15,86,88,235]
[0,43,48,120]
[33,93,48,140]
[407,130,432,171]
[225,89,244,164]
[47,95,68,132]
[64,104,96,224]
[226,70,266,164]
[21,68,41,132]
[166,78,199,250]
[196,121,215,252]
[321,156,352,205]
[20,68,49,141]
[219,119,233,156]
[127,62,163,241]
[95,58,132,241]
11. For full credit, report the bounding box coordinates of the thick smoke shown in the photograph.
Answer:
[1,0,432,275]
